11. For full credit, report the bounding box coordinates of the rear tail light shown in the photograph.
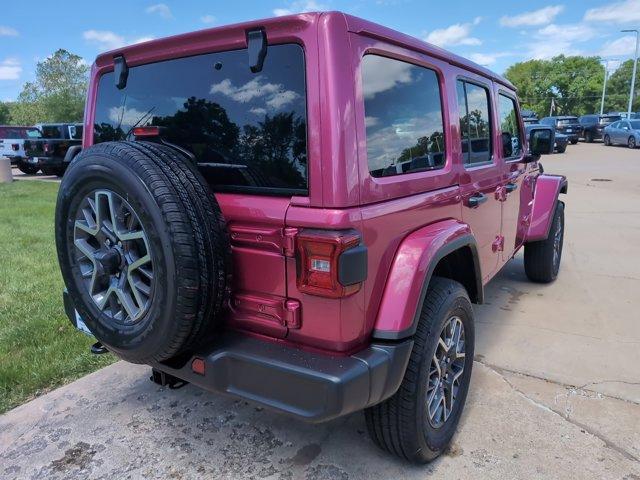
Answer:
[295,229,367,298]
[11,143,19,151]
[44,143,51,154]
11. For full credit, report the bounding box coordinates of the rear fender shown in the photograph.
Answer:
[526,174,568,242]
[372,219,481,340]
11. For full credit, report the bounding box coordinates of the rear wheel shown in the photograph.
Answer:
[524,202,564,283]
[365,277,474,463]
[570,139,578,145]
[556,144,566,154]
[56,141,230,363]
[628,136,637,149]
[604,134,611,146]
[17,161,39,175]
[585,131,593,143]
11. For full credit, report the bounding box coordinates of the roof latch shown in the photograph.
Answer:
[247,29,267,73]
[114,55,129,90]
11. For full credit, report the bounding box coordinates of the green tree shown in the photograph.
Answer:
[606,59,640,113]
[13,49,88,125]
[0,102,10,124]
[505,55,604,116]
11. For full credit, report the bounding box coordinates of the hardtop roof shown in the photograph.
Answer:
[94,11,515,91]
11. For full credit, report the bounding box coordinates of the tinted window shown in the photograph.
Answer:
[94,44,308,194]
[498,94,523,158]
[579,115,596,124]
[630,120,640,129]
[41,126,63,138]
[69,125,83,140]
[600,115,620,124]
[361,55,445,178]
[457,80,492,165]
[540,118,554,126]
[610,121,620,128]
[557,117,578,126]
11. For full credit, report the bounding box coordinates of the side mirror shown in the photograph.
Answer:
[525,126,554,162]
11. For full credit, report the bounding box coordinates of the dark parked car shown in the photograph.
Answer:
[23,123,83,177]
[526,124,567,153]
[540,116,582,144]
[578,114,621,142]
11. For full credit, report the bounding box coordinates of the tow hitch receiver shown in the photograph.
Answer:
[150,368,189,389]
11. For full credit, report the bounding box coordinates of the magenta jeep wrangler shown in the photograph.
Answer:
[56,12,566,463]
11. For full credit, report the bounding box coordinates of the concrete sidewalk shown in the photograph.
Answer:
[1,360,638,480]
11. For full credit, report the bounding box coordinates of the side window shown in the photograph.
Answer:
[362,55,446,178]
[498,94,523,159]
[457,80,492,165]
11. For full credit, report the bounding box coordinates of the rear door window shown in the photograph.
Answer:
[498,93,523,159]
[361,55,446,178]
[93,44,308,195]
[457,80,492,165]
[41,126,63,138]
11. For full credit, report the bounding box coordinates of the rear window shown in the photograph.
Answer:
[557,117,578,126]
[0,127,41,139]
[93,44,308,195]
[630,120,640,129]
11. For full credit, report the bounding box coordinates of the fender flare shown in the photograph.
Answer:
[526,174,568,243]
[63,145,83,166]
[372,219,482,341]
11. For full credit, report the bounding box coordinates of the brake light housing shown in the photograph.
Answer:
[296,229,367,298]
[133,126,163,138]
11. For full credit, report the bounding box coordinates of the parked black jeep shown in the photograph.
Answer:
[540,116,582,144]
[23,123,83,177]
[578,114,621,142]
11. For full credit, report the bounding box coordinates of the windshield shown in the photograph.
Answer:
[93,44,308,194]
[0,127,42,139]
[557,118,578,125]
[630,120,640,129]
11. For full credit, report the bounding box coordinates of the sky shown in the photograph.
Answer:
[1,0,639,101]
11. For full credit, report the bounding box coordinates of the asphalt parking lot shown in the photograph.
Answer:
[1,142,639,479]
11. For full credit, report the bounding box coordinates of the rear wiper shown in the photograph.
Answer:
[247,29,267,73]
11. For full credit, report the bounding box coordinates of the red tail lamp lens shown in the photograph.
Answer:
[296,229,362,298]
[132,126,161,137]
[191,357,206,375]
[11,143,19,151]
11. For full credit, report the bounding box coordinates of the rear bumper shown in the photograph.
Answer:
[36,156,63,167]
[63,290,413,422]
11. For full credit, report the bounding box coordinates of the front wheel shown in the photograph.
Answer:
[629,136,637,149]
[604,134,611,146]
[585,131,593,143]
[524,202,564,283]
[17,161,39,175]
[365,277,474,463]
[570,139,578,145]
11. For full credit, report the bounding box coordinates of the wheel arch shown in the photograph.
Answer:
[372,219,482,341]
[526,174,568,243]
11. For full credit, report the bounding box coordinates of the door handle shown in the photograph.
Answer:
[505,182,518,193]
[468,193,488,208]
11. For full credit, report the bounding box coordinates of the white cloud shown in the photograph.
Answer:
[250,107,267,116]
[266,90,299,109]
[146,3,172,19]
[525,23,596,59]
[0,26,18,36]
[83,30,154,51]
[0,58,21,81]
[201,15,216,24]
[424,19,482,48]
[468,53,502,66]
[273,0,327,16]
[362,56,414,98]
[599,35,638,57]
[211,76,300,111]
[584,0,640,24]
[365,116,379,127]
[499,5,564,28]
[108,107,153,128]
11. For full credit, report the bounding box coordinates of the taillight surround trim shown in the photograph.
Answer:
[295,229,367,298]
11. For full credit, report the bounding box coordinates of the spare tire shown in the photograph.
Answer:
[55,141,230,363]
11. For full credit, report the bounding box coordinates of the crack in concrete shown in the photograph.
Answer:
[475,360,640,464]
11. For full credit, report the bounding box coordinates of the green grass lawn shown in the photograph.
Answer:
[0,180,115,414]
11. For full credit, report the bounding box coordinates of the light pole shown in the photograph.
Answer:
[622,29,639,117]
[600,61,609,115]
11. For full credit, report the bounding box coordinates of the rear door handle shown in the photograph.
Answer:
[468,193,488,208]
[505,182,518,193]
